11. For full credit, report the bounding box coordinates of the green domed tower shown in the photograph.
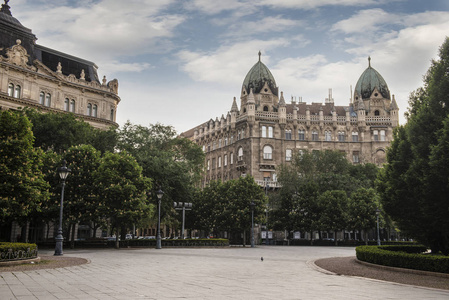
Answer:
[241,51,279,110]
[353,57,396,121]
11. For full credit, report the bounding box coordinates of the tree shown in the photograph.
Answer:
[318,190,349,245]
[0,110,49,234]
[276,149,378,240]
[63,145,104,242]
[116,122,204,227]
[378,37,449,254]
[22,108,117,153]
[348,188,379,244]
[95,151,152,247]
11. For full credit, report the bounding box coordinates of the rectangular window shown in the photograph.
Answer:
[268,127,273,138]
[207,160,210,171]
[212,158,216,169]
[373,130,379,141]
[285,130,292,140]
[352,132,359,142]
[230,153,234,164]
[224,138,228,146]
[312,131,319,141]
[224,154,228,166]
[230,135,234,144]
[286,149,292,161]
[325,131,332,141]
[218,156,222,168]
[338,132,345,142]
[218,139,222,148]
[298,130,305,141]
[262,126,267,138]
[380,130,386,141]
[353,151,360,164]
[213,142,216,150]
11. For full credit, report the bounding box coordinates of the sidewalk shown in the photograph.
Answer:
[1,246,448,299]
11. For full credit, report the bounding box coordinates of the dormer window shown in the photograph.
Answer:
[263,106,268,112]
[374,110,380,116]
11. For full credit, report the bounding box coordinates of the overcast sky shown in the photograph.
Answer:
[12,0,449,133]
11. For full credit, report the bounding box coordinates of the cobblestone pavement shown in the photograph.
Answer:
[1,246,448,299]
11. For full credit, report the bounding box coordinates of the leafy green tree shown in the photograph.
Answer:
[116,122,204,226]
[22,108,117,153]
[94,151,152,247]
[378,37,449,254]
[63,145,104,241]
[348,188,379,244]
[318,190,349,245]
[0,110,49,233]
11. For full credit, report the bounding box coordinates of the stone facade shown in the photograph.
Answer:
[182,54,399,188]
[0,1,120,130]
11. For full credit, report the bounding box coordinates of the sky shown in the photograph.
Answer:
[11,0,449,133]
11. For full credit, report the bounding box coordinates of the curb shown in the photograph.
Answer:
[0,256,41,266]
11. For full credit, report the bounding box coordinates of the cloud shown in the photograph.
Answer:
[185,0,252,15]
[256,0,386,10]
[224,16,303,37]
[177,38,292,86]
[14,0,185,61]
[331,8,398,34]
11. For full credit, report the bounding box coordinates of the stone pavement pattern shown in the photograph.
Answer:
[1,246,448,299]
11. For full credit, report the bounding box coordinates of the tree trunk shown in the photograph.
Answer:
[334,231,338,246]
[243,230,246,246]
[70,223,76,249]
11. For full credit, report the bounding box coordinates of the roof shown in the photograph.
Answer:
[355,57,390,100]
[242,52,278,96]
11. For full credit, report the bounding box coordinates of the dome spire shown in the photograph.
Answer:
[258,50,261,62]
[368,56,371,68]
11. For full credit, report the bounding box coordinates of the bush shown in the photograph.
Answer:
[0,242,38,261]
[356,245,449,274]
[123,238,229,248]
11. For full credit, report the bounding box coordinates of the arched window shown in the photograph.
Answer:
[64,98,70,111]
[285,129,292,140]
[238,147,243,161]
[14,85,21,98]
[87,103,92,116]
[93,104,98,117]
[39,92,45,105]
[70,100,75,112]
[8,83,14,97]
[374,110,380,116]
[312,130,319,141]
[263,106,269,112]
[298,129,305,141]
[263,145,272,159]
[45,93,51,107]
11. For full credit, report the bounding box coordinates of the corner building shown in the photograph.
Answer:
[0,2,120,130]
[182,53,399,188]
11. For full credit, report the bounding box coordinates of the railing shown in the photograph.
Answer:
[255,180,282,188]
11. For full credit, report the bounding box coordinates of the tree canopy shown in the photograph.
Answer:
[377,37,449,254]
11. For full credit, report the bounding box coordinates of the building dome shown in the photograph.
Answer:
[355,57,390,100]
[242,52,278,96]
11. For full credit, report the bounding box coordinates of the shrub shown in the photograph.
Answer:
[356,245,449,274]
[123,238,229,248]
[0,242,38,261]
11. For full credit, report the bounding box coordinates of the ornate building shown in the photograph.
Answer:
[182,52,399,188]
[0,1,120,130]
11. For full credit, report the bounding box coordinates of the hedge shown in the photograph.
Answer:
[0,242,38,262]
[123,238,229,248]
[356,245,449,274]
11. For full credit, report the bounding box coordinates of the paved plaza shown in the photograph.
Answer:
[1,246,448,299]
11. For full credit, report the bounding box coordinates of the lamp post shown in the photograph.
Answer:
[250,201,255,248]
[54,160,71,256]
[156,189,164,249]
[174,202,192,239]
[376,208,381,246]
[265,184,269,246]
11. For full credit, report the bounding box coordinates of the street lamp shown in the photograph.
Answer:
[250,201,255,248]
[156,189,164,249]
[174,202,192,239]
[376,208,381,246]
[54,160,71,256]
[265,184,269,246]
